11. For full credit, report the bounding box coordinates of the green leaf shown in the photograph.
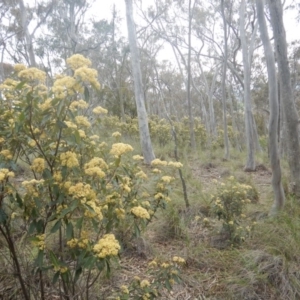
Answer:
[0,208,7,224]
[50,219,62,233]
[61,271,69,283]
[28,221,37,235]
[57,120,68,129]
[76,217,83,229]
[84,86,89,102]
[35,250,44,268]
[48,250,59,267]
[36,219,44,233]
[15,81,27,90]
[42,168,52,180]
[83,255,97,269]
[74,267,82,283]
[60,200,78,217]
[66,222,73,240]
[52,272,60,285]
[134,223,140,238]
[15,193,23,208]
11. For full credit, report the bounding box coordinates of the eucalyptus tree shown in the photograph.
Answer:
[138,0,201,148]
[240,0,257,171]
[125,0,155,164]
[220,0,230,159]
[256,0,285,212]
[268,0,300,196]
[0,0,54,67]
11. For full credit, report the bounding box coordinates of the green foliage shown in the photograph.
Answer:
[210,176,257,246]
[0,56,183,298]
[116,257,184,299]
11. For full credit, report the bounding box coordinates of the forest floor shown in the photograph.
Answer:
[98,149,300,300]
[1,148,300,300]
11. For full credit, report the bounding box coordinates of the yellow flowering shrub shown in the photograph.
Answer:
[0,55,179,299]
[211,176,258,245]
[116,256,185,299]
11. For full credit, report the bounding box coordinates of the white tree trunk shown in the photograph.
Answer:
[125,0,155,164]
[268,0,300,196]
[221,0,230,160]
[240,0,256,171]
[256,0,285,213]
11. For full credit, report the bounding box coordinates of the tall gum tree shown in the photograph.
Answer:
[125,0,155,164]
[256,0,285,213]
[240,0,256,171]
[268,0,300,196]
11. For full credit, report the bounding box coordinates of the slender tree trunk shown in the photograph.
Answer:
[125,0,155,164]
[221,0,230,160]
[18,0,36,66]
[187,0,196,149]
[256,0,285,213]
[268,0,300,196]
[240,0,256,171]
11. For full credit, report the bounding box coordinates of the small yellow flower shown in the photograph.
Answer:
[172,256,185,264]
[133,155,144,160]
[121,285,129,294]
[112,131,121,138]
[93,234,120,258]
[168,161,183,168]
[151,158,167,166]
[131,206,150,219]
[31,158,45,173]
[110,143,133,157]
[93,106,108,114]
[140,279,150,288]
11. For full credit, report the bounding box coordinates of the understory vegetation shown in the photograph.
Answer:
[1,58,300,300]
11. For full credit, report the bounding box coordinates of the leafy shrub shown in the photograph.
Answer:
[210,176,257,246]
[0,55,183,299]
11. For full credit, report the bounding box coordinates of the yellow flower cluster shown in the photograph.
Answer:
[31,158,45,173]
[67,238,78,248]
[74,67,100,89]
[161,176,174,183]
[140,279,150,288]
[22,179,44,197]
[110,143,133,157]
[172,256,185,264]
[33,234,46,250]
[93,234,120,258]
[168,161,183,168]
[75,115,91,128]
[66,54,92,70]
[64,121,77,129]
[112,131,121,138]
[60,151,79,168]
[115,208,126,219]
[0,149,13,159]
[93,106,108,115]
[120,285,129,294]
[135,170,148,180]
[70,99,88,111]
[38,98,52,111]
[84,200,103,220]
[0,168,14,181]
[53,266,68,274]
[131,206,150,219]
[52,76,81,98]
[84,157,108,178]
[151,158,168,166]
[18,68,46,83]
[68,182,96,202]
[133,155,144,161]
[14,64,26,72]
